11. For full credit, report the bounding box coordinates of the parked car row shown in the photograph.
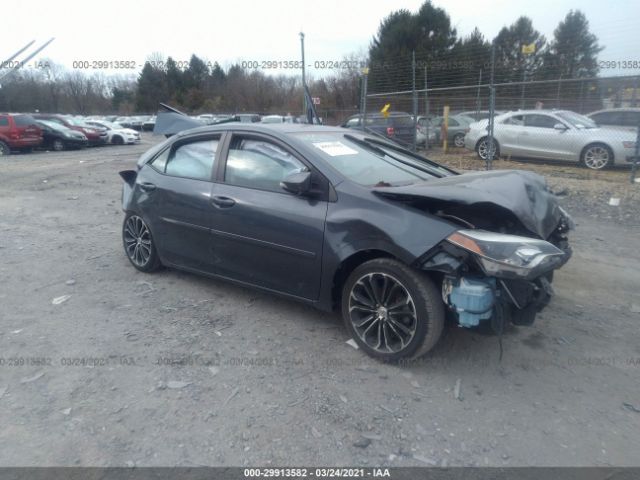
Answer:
[340,107,639,170]
[190,113,324,126]
[0,113,143,156]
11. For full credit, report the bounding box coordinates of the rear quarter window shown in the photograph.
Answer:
[0,117,9,127]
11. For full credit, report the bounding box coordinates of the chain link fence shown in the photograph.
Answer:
[359,54,640,183]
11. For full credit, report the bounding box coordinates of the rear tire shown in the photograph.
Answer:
[453,133,465,148]
[0,141,10,156]
[341,258,444,361]
[476,137,499,161]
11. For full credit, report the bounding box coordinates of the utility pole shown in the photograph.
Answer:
[300,32,306,116]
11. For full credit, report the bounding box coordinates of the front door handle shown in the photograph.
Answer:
[139,182,156,192]
[211,196,236,208]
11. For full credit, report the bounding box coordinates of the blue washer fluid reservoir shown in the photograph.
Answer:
[449,277,496,328]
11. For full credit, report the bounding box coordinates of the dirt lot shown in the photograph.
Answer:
[1,137,639,467]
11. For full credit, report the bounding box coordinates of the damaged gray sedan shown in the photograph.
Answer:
[120,123,572,361]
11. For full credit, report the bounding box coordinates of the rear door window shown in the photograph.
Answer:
[524,114,558,129]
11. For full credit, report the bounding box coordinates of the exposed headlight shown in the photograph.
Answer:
[446,229,566,278]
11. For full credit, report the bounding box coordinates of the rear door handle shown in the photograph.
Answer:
[211,196,236,208]
[139,182,156,192]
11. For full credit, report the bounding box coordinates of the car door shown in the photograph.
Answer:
[518,114,574,160]
[135,135,221,271]
[208,132,329,300]
[495,114,524,155]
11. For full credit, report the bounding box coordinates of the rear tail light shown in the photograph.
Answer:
[386,127,395,136]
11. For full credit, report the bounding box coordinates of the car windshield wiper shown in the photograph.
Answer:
[359,137,456,177]
[343,134,387,157]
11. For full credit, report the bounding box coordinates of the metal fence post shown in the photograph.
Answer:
[486,42,496,170]
[361,69,368,129]
[424,65,429,150]
[475,69,482,117]
[632,121,640,184]
[412,51,417,152]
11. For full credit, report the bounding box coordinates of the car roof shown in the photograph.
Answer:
[176,123,342,138]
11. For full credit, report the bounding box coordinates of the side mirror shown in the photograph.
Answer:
[554,123,567,131]
[281,171,312,195]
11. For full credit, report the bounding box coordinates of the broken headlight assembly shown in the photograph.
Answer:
[446,229,567,279]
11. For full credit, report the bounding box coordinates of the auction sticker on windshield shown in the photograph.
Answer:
[312,141,358,156]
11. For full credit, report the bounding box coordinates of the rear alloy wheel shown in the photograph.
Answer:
[342,258,444,361]
[476,137,499,161]
[52,139,65,151]
[0,141,9,156]
[122,213,161,272]
[453,133,465,148]
[582,143,612,170]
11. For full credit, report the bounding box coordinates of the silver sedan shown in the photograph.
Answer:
[465,109,638,170]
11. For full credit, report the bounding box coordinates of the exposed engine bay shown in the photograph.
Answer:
[374,169,574,333]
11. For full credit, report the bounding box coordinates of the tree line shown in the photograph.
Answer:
[0,2,612,121]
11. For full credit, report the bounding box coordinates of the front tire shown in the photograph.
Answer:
[122,213,161,272]
[581,143,613,170]
[341,258,444,361]
[453,133,465,148]
[113,135,124,145]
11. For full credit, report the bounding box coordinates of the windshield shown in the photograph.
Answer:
[556,111,597,129]
[294,132,444,186]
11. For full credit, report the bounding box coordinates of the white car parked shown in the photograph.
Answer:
[465,110,637,170]
[85,120,141,145]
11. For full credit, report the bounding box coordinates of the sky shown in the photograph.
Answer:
[3,0,639,78]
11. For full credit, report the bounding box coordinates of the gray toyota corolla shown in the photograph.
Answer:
[119,123,573,361]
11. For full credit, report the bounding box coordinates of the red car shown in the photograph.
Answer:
[0,113,43,155]
[33,114,108,146]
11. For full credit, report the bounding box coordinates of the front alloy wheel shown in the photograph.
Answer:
[453,133,465,148]
[582,144,612,170]
[342,258,444,361]
[122,213,160,272]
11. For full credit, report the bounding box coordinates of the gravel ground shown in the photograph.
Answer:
[0,137,639,467]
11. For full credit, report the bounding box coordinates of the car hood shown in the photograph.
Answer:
[372,170,564,239]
